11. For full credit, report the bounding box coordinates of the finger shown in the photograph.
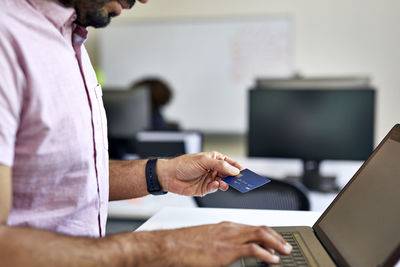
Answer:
[238,243,280,264]
[246,226,292,255]
[261,228,292,255]
[241,224,287,247]
[211,170,218,179]
[203,157,240,177]
[221,155,244,171]
[202,171,219,195]
[220,160,240,176]
[211,151,244,171]
[267,248,275,255]
[263,227,290,249]
[206,181,220,195]
[218,179,229,191]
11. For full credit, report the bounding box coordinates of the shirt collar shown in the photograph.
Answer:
[27,0,77,30]
[72,23,89,43]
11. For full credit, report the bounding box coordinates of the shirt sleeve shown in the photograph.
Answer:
[0,24,25,167]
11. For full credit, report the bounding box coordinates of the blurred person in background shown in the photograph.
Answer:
[108,78,180,159]
[132,77,180,131]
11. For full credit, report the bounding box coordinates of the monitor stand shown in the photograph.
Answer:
[286,160,340,193]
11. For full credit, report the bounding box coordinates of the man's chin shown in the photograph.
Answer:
[89,17,112,28]
[76,13,112,28]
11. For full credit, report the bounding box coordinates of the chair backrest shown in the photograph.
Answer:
[194,179,310,211]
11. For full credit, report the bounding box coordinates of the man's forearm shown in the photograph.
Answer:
[0,225,155,267]
[0,219,293,267]
[109,159,174,201]
[109,159,148,201]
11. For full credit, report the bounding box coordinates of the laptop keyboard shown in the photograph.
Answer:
[243,232,310,267]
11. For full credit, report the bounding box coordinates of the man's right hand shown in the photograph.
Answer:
[128,221,292,266]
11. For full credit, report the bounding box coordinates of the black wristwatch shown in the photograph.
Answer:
[145,158,167,195]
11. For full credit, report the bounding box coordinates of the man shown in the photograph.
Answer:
[0,0,292,265]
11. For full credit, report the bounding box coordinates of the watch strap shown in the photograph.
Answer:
[145,158,167,195]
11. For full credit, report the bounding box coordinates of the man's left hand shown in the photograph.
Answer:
[157,151,243,196]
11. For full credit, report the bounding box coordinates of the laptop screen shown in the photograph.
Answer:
[314,126,400,267]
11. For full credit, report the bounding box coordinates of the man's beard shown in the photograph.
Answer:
[76,6,113,28]
[59,0,135,28]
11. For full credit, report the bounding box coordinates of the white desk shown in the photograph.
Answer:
[108,193,197,219]
[137,207,322,231]
[108,158,363,219]
[137,207,400,267]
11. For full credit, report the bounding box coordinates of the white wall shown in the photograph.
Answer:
[99,18,292,133]
[86,0,400,143]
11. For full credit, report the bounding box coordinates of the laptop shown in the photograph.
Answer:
[232,124,400,267]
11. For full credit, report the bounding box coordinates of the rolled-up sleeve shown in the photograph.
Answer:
[0,25,24,167]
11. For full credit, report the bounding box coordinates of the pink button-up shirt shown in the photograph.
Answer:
[0,0,109,237]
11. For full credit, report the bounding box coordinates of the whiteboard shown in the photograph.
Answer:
[99,18,293,133]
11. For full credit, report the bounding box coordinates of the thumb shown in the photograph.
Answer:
[204,157,240,177]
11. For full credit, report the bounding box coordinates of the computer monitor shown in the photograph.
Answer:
[248,87,375,192]
[102,87,151,159]
[102,87,151,138]
[135,131,203,158]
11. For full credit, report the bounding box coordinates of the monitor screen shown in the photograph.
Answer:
[248,88,375,161]
[314,127,400,267]
[103,87,151,138]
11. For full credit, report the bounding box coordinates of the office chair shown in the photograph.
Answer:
[194,179,310,211]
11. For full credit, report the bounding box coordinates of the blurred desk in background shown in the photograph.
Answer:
[232,157,363,211]
[108,158,362,220]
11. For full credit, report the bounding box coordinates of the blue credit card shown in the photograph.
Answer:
[222,168,271,193]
